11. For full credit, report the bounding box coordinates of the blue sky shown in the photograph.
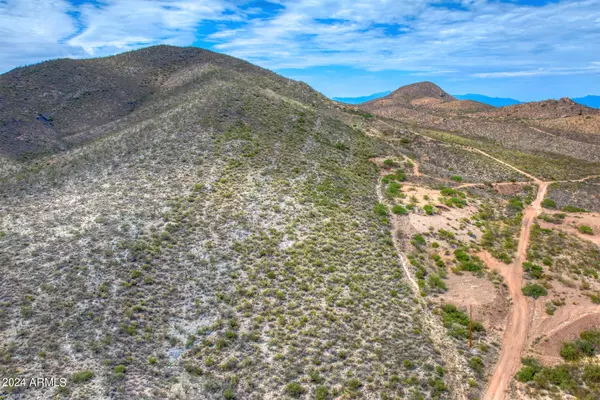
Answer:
[1,0,599,101]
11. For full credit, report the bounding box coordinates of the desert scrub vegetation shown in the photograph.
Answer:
[547,178,600,212]
[419,128,600,181]
[439,304,484,340]
[526,223,600,306]
[516,332,600,399]
[474,200,521,263]
[452,248,486,273]
[0,65,451,399]
[438,187,467,208]
[408,138,529,183]
[521,283,548,299]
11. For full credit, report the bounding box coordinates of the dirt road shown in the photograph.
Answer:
[483,181,548,400]
[370,117,594,399]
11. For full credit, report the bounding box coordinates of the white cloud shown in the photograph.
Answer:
[473,66,600,78]
[209,0,600,77]
[0,0,239,72]
[0,0,82,71]
[1,0,599,83]
[67,0,238,55]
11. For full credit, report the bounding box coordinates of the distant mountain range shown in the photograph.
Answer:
[332,91,391,104]
[453,94,521,107]
[572,95,600,109]
[334,91,600,109]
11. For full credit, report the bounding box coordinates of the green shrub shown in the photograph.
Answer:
[559,342,581,361]
[285,382,304,397]
[114,365,126,374]
[508,197,524,212]
[383,159,395,168]
[516,358,543,382]
[516,366,536,382]
[427,274,447,291]
[562,205,587,212]
[374,203,388,217]
[387,181,402,196]
[468,357,484,373]
[440,303,483,338]
[72,370,94,383]
[423,205,435,215]
[315,386,330,400]
[346,378,362,391]
[522,283,548,299]
[411,234,426,247]
[450,175,463,182]
[440,187,458,196]
[583,365,600,385]
[541,198,556,209]
[224,389,237,400]
[578,225,593,235]
[392,205,408,215]
[523,262,543,279]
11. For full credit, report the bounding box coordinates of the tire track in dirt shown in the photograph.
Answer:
[369,118,595,400]
[374,174,469,400]
[481,180,547,400]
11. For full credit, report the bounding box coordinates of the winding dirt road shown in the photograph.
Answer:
[483,180,548,400]
[370,117,596,400]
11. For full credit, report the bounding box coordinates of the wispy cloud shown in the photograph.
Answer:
[473,66,600,78]
[67,0,239,55]
[1,0,599,98]
[207,0,600,76]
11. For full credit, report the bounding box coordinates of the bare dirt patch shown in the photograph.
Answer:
[440,273,509,335]
[538,211,600,246]
[530,309,600,363]
[493,182,531,196]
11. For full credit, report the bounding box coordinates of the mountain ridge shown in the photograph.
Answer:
[454,94,522,107]
[333,90,391,104]
[334,89,599,109]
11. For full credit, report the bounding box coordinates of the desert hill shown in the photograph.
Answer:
[0,45,321,160]
[362,82,600,163]
[0,46,452,400]
[362,81,492,114]
[363,81,455,108]
[2,47,600,400]
[486,97,599,119]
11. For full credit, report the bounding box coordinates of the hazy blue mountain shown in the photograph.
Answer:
[333,90,391,104]
[572,95,600,109]
[454,94,522,107]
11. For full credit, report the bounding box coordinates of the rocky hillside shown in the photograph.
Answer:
[0,46,448,400]
[0,46,316,161]
[363,81,455,108]
[487,97,599,119]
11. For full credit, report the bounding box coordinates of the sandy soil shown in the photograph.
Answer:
[483,178,547,400]
[538,211,600,246]
[529,300,600,363]
[369,121,600,400]
[441,273,509,335]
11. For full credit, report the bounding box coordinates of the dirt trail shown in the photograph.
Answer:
[529,126,556,137]
[483,181,548,400]
[554,174,600,183]
[375,174,469,400]
[370,117,594,400]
